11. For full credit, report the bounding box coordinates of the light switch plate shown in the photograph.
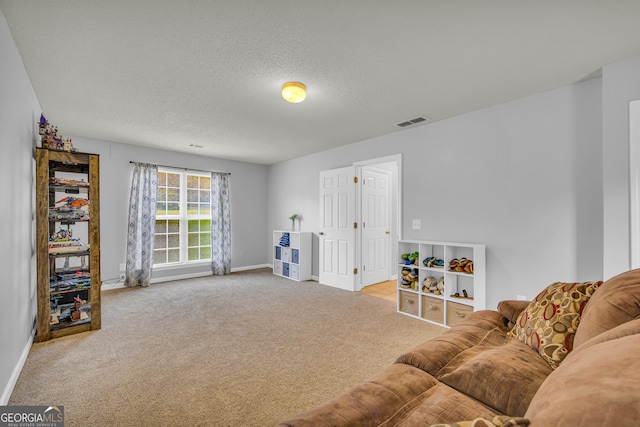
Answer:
[412,219,421,229]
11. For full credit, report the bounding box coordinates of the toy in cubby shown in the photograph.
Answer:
[400,267,419,289]
[401,252,419,265]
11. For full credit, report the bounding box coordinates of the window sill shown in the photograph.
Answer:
[153,261,211,271]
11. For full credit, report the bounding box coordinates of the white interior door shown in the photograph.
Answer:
[361,167,391,286]
[319,166,356,291]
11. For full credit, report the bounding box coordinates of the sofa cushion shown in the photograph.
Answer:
[437,340,553,416]
[396,310,510,376]
[573,268,640,348]
[378,383,500,427]
[277,363,441,427]
[525,319,640,426]
[496,300,530,328]
[508,281,602,369]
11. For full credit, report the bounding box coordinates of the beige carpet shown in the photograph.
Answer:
[10,268,445,426]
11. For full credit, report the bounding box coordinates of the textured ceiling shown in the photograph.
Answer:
[3,1,640,165]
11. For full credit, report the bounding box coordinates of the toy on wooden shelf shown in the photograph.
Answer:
[38,114,76,152]
[70,296,86,321]
[48,225,88,255]
[49,196,89,221]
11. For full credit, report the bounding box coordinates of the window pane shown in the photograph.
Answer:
[157,172,167,187]
[188,220,199,232]
[199,204,210,216]
[200,190,210,203]
[153,250,166,265]
[200,176,210,190]
[188,247,199,261]
[155,220,167,234]
[167,203,180,214]
[154,234,167,248]
[167,188,179,202]
[200,232,211,245]
[168,220,180,233]
[157,187,167,201]
[188,233,199,247]
[187,203,198,215]
[200,220,211,232]
[167,173,180,187]
[187,189,198,202]
[200,246,211,259]
[187,175,198,189]
[156,202,167,215]
[168,249,180,263]
[168,234,180,248]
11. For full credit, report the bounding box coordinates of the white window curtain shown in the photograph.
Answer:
[211,172,231,275]
[125,162,158,287]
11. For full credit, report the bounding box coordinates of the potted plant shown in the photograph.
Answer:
[289,214,299,231]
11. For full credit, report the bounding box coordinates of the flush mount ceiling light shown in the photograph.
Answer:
[282,82,306,103]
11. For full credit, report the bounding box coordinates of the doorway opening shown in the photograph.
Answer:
[318,154,401,292]
[354,155,401,291]
[630,99,640,269]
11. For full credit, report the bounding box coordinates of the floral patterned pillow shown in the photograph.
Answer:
[508,281,602,369]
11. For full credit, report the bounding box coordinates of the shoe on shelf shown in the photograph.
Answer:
[422,276,437,292]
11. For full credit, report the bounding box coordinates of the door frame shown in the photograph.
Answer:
[630,99,640,269]
[353,154,402,291]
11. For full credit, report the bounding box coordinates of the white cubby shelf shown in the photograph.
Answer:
[272,231,311,282]
[397,239,486,328]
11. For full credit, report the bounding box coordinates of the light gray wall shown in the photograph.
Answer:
[0,9,41,403]
[602,55,640,279]
[70,137,269,284]
[268,78,604,310]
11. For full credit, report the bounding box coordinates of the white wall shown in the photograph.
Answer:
[602,56,640,279]
[70,137,269,284]
[268,78,604,309]
[0,9,41,403]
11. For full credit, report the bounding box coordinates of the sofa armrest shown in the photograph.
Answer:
[497,300,530,327]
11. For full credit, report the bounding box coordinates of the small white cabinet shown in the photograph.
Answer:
[397,240,485,328]
[273,231,311,281]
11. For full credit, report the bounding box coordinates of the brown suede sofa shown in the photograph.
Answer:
[278,268,640,426]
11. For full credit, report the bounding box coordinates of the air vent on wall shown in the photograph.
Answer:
[396,116,429,128]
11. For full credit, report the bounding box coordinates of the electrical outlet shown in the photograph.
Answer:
[412,219,421,229]
[119,273,126,281]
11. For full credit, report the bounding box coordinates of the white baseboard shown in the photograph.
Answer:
[101,281,127,291]
[1,332,34,405]
[101,264,273,291]
[231,263,272,272]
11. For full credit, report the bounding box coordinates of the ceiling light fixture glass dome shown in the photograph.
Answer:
[282,82,306,103]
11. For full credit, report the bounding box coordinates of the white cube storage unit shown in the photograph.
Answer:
[397,240,485,328]
[273,231,311,281]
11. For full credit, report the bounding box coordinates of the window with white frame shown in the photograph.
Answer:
[154,169,212,266]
